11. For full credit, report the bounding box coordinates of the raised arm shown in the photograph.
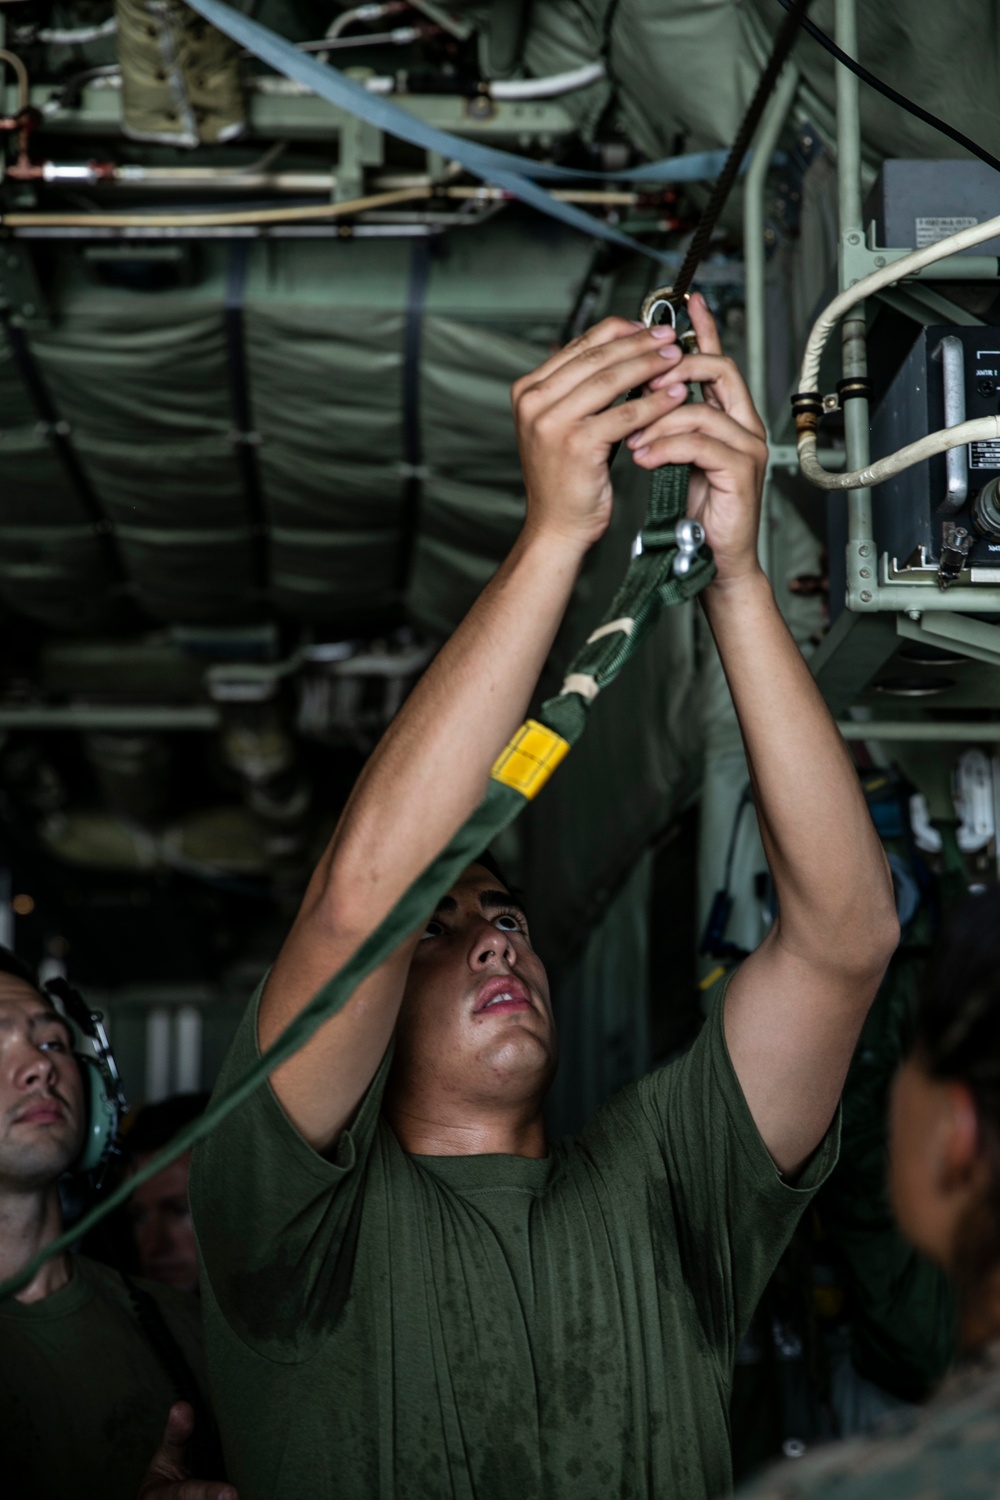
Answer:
[625,294,899,1177]
[262,318,694,1150]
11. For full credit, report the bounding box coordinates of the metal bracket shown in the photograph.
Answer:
[839,227,1000,290]
[845,538,880,611]
[335,113,386,201]
[896,611,1000,671]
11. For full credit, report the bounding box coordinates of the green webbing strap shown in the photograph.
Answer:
[0,459,712,1301]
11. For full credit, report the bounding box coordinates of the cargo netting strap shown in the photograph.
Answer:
[0,459,710,1301]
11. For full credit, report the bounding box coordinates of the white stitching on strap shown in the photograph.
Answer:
[561,673,600,702]
[586,617,635,645]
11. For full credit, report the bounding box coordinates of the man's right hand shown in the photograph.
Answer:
[511,316,694,550]
[136,1403,236,1500]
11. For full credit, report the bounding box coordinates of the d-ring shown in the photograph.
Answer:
[640,285,688,330]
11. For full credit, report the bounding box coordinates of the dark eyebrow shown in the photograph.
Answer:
[432,895,458,916]
[30,1010,72,1041]
[478,889,527,922]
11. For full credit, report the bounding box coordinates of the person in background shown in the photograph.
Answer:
[742,883,1000,1498]
[127,1093,208,1294]
[0,948,230,1500]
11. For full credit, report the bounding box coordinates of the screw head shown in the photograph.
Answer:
[859,568,871,579]
[847,232,861,245]
[860,590,873,603]
[874,255,886,267]
[858,544,871,557]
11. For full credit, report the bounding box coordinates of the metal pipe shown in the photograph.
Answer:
[869,585,1000,613]
[743,61,797,582]
[0,47,31,166]
[744,62,798,416]
[835,0,876,599]
[837,721,1000,741]
[0,183,431,228]
[0,706,220,729]
[8,223,439,238]
[110,167,339,194]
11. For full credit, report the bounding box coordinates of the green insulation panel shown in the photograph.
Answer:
[1,216,593,634]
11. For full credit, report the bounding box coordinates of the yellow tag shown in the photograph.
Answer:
[491,719,570,800]
[698,964,728,992]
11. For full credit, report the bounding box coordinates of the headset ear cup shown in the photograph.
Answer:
[74,1054,117,1175]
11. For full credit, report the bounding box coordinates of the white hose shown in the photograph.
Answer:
[797,210,1000,491]
[489,61,605,101]
[37,17,118,44]
[326,4,400,41]
[799,416,1000,491]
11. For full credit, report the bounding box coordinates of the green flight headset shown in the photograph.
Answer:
[43,975,128,1177]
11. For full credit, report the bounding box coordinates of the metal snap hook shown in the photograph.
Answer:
[640,284,688,330]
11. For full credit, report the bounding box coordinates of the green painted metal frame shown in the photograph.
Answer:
[805,0,1000,740]
[833,0,1000,620]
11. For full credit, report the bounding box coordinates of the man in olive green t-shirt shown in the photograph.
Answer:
[0,951,231,1500]
[192,302,899,1499]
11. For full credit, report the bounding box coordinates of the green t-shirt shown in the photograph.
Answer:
[191,983,839,1500]
[0,1253,207,1500]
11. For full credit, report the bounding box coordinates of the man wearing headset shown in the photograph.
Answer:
[0,950,233,1500]
[191,301,899,1498]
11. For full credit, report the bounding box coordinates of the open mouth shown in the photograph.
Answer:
[474,978,533,1016]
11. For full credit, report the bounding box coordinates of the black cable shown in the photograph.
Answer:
[670,0,814,307]
[774,0,1000,177]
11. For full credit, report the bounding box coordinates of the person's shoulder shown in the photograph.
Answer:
[743,1358,1000,1498]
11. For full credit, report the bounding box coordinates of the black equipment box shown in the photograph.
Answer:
[829,326,1000,610]
[871,160,1000,257]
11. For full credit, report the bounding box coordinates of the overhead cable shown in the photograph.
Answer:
[668,0,813,309]
[774,0,1000,177]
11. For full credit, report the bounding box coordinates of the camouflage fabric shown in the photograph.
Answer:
[740,1343,1000,1498]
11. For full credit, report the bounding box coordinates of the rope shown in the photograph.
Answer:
[670,0,814,310]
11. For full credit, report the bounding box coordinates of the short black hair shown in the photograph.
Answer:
[917,885,1000,1097]
[0,946,44,996]
[126,1092,210,1160]
[469,848,512,891]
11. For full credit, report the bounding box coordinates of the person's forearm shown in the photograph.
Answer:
[309,523,586,933]
[702,569,896,975]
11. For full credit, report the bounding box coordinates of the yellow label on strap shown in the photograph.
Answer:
[491,719,570,800]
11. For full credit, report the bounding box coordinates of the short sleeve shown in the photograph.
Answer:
[616,976,839,1352]
[190,979,393,1359]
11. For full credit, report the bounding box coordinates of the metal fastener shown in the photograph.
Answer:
[860,590,873,603]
